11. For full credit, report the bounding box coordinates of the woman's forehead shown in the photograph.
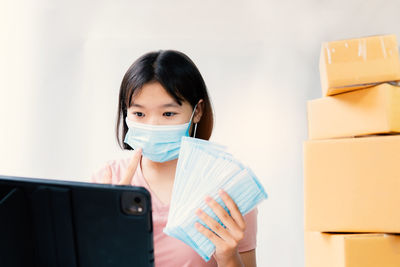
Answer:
[130,82,191,109]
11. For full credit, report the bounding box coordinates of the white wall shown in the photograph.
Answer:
[1,0,400,266]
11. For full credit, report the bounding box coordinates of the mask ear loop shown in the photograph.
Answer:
[193,123,198,138]
[190,103,198,138]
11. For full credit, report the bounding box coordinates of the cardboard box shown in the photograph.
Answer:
[307,83,400,140]
[320,34,400,96]
[304,135,400,233]
[305,232,400,267]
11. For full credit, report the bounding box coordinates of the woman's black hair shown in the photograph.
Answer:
[116,50,214,150]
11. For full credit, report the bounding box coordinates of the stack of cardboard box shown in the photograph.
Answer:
[304,35,400,267]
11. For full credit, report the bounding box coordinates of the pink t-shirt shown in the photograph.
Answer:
[92,158,258,267]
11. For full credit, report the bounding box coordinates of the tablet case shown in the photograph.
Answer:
[0,175,154,267]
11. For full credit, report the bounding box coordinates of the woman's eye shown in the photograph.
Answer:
[163,112,176,117]
[133,112,144,117]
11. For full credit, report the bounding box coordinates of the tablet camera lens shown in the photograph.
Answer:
[121,192,146,216]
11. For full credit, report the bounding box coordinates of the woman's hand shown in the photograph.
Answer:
[100,148,142,185]
[195,189,246,267]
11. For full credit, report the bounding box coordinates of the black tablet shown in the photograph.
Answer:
[0,175,154,267]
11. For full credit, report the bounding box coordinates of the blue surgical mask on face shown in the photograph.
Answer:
[124,105,197,163]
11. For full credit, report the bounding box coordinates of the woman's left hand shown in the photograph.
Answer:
[195,189,246,267]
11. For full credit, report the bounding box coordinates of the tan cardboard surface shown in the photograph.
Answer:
[307,83,400,139]
[320,35,400,96]
[304,135,400,233]
[305,232,400,267]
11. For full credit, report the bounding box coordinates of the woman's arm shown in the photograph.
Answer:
[240,249,256,267]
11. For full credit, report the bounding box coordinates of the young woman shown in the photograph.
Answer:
[92,50,258,267]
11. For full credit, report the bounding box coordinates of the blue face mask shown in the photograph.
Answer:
[124,106,197,163]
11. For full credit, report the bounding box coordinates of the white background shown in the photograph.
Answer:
[1,0,400,266]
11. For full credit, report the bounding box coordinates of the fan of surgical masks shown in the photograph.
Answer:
[164,137,268,262]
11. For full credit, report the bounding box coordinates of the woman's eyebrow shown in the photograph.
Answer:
[130,102,180,108]
[131,103,144,108]
[161,102,181,108]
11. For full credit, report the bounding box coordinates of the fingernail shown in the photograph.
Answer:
[218,189,225,196]
[205,196,212,203]
[196,209,202,216]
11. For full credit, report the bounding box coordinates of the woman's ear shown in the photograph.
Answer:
[193,99,204,124]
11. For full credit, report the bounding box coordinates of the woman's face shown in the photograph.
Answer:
[127,82,200,125]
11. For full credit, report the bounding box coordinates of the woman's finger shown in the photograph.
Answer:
[219,190,246,231]
[118,148,142,185]
[195,221,224,248]
[196,208,235,244]
[205,196,244,241]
